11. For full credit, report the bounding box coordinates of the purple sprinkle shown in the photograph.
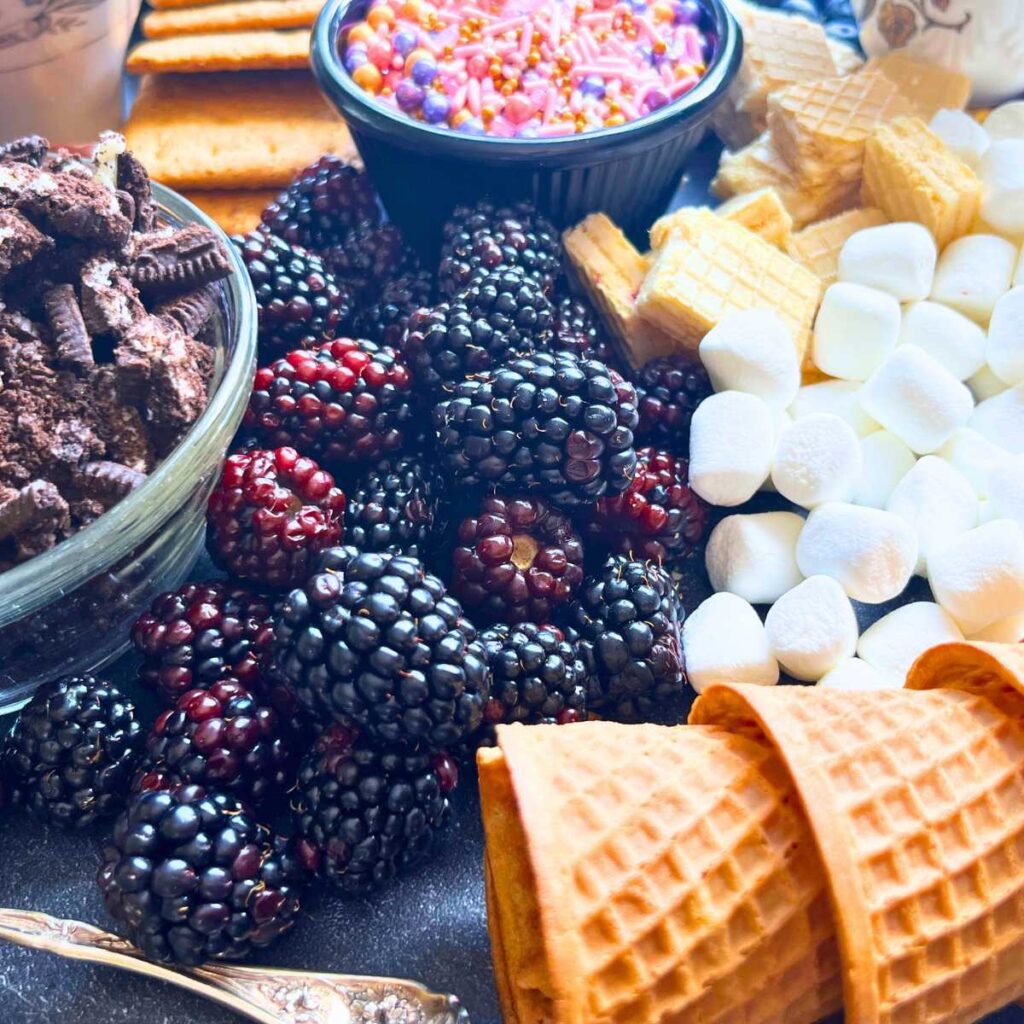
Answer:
[395,80,424,110]
[345,50,369,72]
[411,57,437,85]
[392,29,417,56]
[675,0,703,24]
[458,117,487,135]
[645,88,669,111]
[422,92,450,123]
[579,74,605,99]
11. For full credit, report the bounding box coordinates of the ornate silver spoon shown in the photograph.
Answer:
[0,908,469,1024]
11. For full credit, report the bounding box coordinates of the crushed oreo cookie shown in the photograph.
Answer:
[131,224,232,294]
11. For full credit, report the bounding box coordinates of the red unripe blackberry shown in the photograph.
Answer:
[245,338,415,464]
[206,447,347,589]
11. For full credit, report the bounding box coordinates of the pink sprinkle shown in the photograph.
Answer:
[518,19,534,57]
[467,77,481,115]
[548,4,562,47]
[453,43,486,58]
[668,72,699,98]
[537,121,576,137]
[483,15,527,36]
[452,83,468,110]
[543,85,559,123]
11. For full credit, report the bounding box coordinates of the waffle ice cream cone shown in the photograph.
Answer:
[692,680,1024,1024]
[479,721,843,1024]
[786,206,888,286]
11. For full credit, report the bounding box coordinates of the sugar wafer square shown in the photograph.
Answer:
[786,206,888,286]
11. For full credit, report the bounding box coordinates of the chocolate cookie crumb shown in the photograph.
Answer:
[43,284,94,373]
[73,460,147,504]
[80,256,145,337]
[117,151,156,233]
[0,136,48,167]
[0,210,51,278]
[132,225,231,295]
[155,282,219,336]
[0,480,69,543]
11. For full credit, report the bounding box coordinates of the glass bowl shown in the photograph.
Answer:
[0,183,257,713]
[311,0,742,251]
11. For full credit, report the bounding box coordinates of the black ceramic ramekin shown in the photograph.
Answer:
[311,0,742,251]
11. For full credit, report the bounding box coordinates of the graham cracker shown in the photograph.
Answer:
[125,72,359,189]
[143,0,323,38]
[126,29,311,74]
[181,189,278,235]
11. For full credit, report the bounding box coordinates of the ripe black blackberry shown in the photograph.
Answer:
[438,200,561,296]
[345,454,439,557]
[351,269,434,347]
[322,220,414,302]
[404,267,552,392]
[635,355,713,454]
[233,230,353,359]
[479,623,587,741]
[143,681,295,806]
[292,725,458,895]
[245,338,416,464]
[260,156,380,251]
[2,676,143,829]
[274,550,490,750]
[433,351,640,509]
[567,556,685,721]
[98,787,305,965]
[551,295,620,368]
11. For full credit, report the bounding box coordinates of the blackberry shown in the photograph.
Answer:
[479,623,587,740]
[585,448,709,563]
[568,556,684,720]
[274,550,490,750]
[345,454,438,557]
[142,681,295,806]
[451,495,584,624]
[233,230,353,359]
[292,725,458,894]
[351,269,434,347]
[131,583,275,705]
[207,447,347,589]
[635,355,713,453]
[261,156,380,251]
[551,295,620,368]
[438,200,561,297]
[433,351,639,509]
[404,267,552,393]
[322,220,413,302]
[98,787,305,965]
[245,338,415,464]
[3,676,143,828]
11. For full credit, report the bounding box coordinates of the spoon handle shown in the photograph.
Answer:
[0,908,469,1024]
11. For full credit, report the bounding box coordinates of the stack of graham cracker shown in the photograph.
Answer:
[123,0,358,234]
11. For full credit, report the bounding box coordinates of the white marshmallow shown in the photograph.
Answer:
[898,300,986,381]
[853,430,915,509]
[682,593,779,694]
[987,453,1024,530]
[1016,251,1024,287]
[705,511,804,605]
[929,109,991,167]
[764,575,859,682]
[886,456,978,575]
[758,409,793,493]
[986,287,1024,386]
[929,519,1024,634]
[938,427,1008,498]
[979,498,996,523]
[817,657,898,691]
[969,364,1008,402]
[979,141,1024,236]
[970,613,1024,643]
[698,309,800,408]
[789,379,879,438]
[771,413,862,509]
[970,383,1024,454]
[689,391,775,506]
[796,502,918,604]
[856,602,963,685]
[859,346,974,455]
[930,233,1018,323]
[837,222,937,301]
[982,101,1024,143]
[813,282,901,380]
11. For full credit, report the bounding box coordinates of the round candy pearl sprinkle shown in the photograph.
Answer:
[341,0,713,137]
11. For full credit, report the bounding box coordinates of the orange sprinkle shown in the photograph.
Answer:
[352,63,383,91]
[605,113,625,126]
[347,23,375,44]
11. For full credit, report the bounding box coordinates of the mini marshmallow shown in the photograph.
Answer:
[970,612,1024,643]
[698,309,800,409]
[982,101,1024,143]
[705,511,804,605]
[853,430,915,508]
[856,602,963,684]
[771,413,862,509]
[898,300,986,381]
[682,592,779,694]
[837,222,937,301]
[813,282,901,381]
[929,109,991,167]
[969,364,1008,402]
[1016,252,1024,287]
[859,346,974,455]
[764,575,858,682]
[978,141,1024,236]
[987,453,1024,530]
[929,518,1024,634]
[689,390,776,507]
[789,379,879,438]
[758,409,793,493]
[971,383,1024,454]
[886,456,978,575]
[817,657,898,691]
[796,502,918,604]
[987,287,1024,386]
[938,427,1008,498]
[930,233,1018,323]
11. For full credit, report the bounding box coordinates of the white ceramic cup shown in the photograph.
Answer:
[0,0,141,144]
[853,0,1024,106]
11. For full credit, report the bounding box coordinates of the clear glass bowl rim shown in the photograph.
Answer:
[0,182,257,626]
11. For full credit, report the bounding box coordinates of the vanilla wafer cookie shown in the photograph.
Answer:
[786,206,888,285]
[126,29,311,74]
[716,188,793,248]
[868,51,971,119]
[143,0,322,38]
